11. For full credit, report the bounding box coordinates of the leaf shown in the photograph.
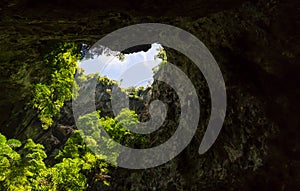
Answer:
[7,139,22,148]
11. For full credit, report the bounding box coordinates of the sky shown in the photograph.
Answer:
[79,43,163,88]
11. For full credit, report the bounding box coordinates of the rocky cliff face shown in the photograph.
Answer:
[0,0,299,190]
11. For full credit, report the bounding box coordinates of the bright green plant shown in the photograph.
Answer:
[0,132,111,190]
[98,75,118,86]
[101,108,147,146]
[31,43,80,129]
[74,108,147,164]
[0,134,21,184]
[125,86,141,99]
[153,46,167,74]
[0,134,49,190]
[55,129,111,187]
[154,46,167,63]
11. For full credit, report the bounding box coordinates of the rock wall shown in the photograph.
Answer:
[0,0,299,190]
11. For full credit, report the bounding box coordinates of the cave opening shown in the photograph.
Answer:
[78,43,166,89]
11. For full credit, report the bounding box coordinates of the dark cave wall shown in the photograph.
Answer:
[1,0,250,17]
[0,0,299,190]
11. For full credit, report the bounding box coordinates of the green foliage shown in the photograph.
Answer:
[115,109,139,132]
[73,109,146,165]
[56,131,86,160]
[73,108,146,161]
[54,108,147,188]
[101,108,147,146]
[125,86,142,99]
[55,130,111,187]
[98,75,118,86]
[154,46,167,63]
[120,86,147,100]
[0,134,21,183]
[0,132,111,190]
[0,136,48,191]
[75,70,118,88]
[31,43,80,129]
[49,157,88,191]
[116,53,125,61]
[18,42,150,190]
[137,86,146,95]
[153,46,168,73]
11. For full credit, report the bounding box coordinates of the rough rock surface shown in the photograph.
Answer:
[0,0,299,190]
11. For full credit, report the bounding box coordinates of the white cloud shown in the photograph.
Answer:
[79,43,163,88]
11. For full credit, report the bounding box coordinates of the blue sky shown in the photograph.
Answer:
[79,43,162,88]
